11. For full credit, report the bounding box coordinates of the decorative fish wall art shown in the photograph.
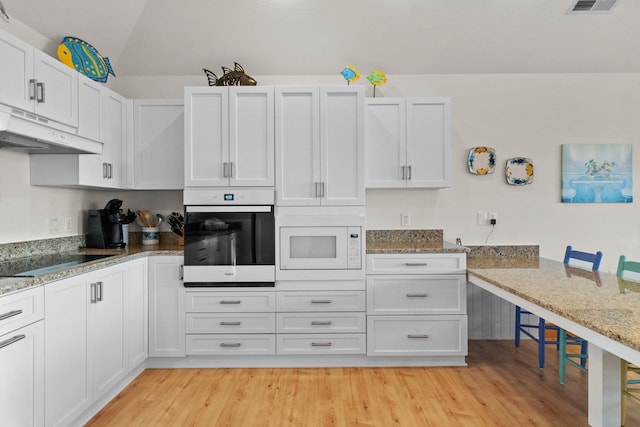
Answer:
[203,63,257,86]
[57,37,115,83]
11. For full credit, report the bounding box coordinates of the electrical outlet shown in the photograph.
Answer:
[48,217,60,234]
[401,212,411,227]
[489,212,498,224]
[64,217,73,232]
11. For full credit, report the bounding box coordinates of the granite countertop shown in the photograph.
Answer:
[0,241,182,297]
[366,229,467,254]
[468,257,640,353]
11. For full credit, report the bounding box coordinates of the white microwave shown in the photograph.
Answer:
[279,226,362,271]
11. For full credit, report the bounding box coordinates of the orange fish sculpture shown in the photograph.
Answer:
[203,63,257,86]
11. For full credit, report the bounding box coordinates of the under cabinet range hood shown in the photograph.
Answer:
[0,106,103,154]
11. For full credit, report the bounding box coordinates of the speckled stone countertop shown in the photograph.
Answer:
[0,235,182,297]
[468,257,640,353]
[366,229,466,253]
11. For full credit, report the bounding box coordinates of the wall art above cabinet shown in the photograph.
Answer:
[184,86,274,187]
[365,97,451,189]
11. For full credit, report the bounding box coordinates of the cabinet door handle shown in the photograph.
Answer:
[406,293,428,298]
[96,281,103,302]
[230,162,234,178]
[0,334,26,350]
[407,165,412,180]
[220,300,241,304]
[402,165,406,180]
[0,309,22,322]
[107,163,113,179]
[321,182,325,197]
[220,321,242,326]
[311,321,332,326]
[222,162,228,178]
[311,342,332,347]
[310,299,332,304]
[405,262,428,266]
[36,82,45,103]
[314,182,320,198]
[90,282,97,303]
[407,334,429,339]
[29,79,37,100]
[220,342,241,348]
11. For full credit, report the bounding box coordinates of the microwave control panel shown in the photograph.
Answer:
[348,226,362,269]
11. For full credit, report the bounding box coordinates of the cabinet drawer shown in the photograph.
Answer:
[276,333,366,355]
[367,254,466,274]
[367,315,468,356]
[276,312,366,333]
[186,334,275,355]
[367,275,466,314]
[0,287,44,337]
[186,313,276,334]
[185,291,275,313]
[276,291,365,312]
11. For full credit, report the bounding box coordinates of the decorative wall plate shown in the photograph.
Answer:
[468,147,496,175]
[505,157,534,185]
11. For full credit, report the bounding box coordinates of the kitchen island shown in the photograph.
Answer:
[468,257,640,427]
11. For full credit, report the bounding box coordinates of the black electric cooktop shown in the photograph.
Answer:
[0,253,112,278]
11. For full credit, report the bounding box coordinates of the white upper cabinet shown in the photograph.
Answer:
[184,86,274,187]
[0,28,78,128]
[129,99,184,190]
[365,97,451,189]
[30,87,127,188]
[275,86,364,206]
[77,76,102,142]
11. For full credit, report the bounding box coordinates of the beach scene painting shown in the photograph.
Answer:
[561,144,632,203]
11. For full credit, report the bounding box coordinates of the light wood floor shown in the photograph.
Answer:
[87,340,640,426]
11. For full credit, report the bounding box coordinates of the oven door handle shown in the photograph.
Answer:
[186,205,272,213]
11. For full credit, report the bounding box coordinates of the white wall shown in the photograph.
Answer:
[1,19,638,272]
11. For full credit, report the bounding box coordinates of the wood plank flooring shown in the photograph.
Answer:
[87,340,640,426]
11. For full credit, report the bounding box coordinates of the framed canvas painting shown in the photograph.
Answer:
[561,144,632,203]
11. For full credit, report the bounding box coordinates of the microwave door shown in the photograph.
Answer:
[280,227,348,270]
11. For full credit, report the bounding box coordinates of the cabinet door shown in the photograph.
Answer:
[184,87,228,186]
[149,256,185,357]
[229,86,274,186]
[0,321,44,427]
[365,98,407,188]
[77,76,102,142]
[124,258,148,369]
[131,99,184,189]
[275,86,321,206]
[45,274,92,427]
[90,267,127,399]
[0,28,34,112]
[33,50,78,127]
[406,98,451,188]
[320,86,365,205]
[101,89,127,188]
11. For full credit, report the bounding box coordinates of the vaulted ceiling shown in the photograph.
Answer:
[3,0,639,77]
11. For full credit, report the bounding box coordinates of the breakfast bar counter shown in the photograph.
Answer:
[468,257,640,427]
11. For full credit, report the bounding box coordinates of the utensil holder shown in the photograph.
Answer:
[142,227,159,245]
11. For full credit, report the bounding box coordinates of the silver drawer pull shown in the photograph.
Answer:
[310,299,332,304]
[311,342,332,347]
[0,334,26,349]
[220,342,241,348]
[220,321,242,326]
[0,309,23,322]
[407,334,429,339]
[220,300,241,304]
[406,293,428,298]
[405,262,428,266]
[311,321,332,326]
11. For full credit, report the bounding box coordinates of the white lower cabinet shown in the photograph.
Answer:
[276,290,366,355]
[0,287,44,427]
[148,256,185,357]
[185,290,276,355]
[44,260,143,427]
[366,254,467,359]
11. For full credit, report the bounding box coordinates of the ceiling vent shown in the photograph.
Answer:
[568,0,619,13]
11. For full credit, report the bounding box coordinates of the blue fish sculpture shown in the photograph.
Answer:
[57,37,115,83]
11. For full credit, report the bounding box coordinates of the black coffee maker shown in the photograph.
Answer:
[87,199,134,249]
